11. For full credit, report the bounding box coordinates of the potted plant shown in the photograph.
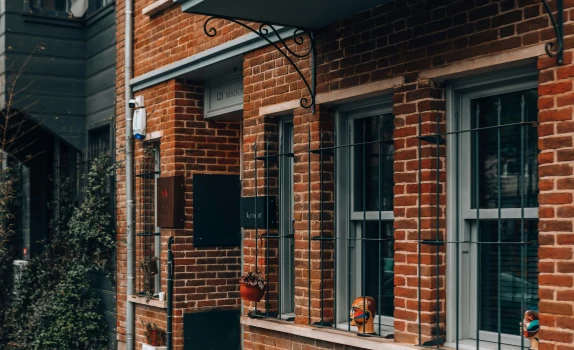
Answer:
[141,321,166,350]
[139,256,159,276]
[239,272,265,302]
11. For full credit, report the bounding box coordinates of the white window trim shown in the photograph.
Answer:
[445,67,539,347]
[335,97,395,331]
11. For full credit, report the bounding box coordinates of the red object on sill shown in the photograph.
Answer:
[148,330,161,346]
[240,283,265,302]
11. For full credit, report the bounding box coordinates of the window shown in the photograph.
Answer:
[335,99,395,335]
[136,142,161,297]
[446,70,539,347]
[279,118,295,317]
[26,0,113,18]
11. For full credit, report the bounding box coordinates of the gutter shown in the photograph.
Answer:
[124,0,135,346]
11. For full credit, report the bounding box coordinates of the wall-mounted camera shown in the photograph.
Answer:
[131,96,146,140]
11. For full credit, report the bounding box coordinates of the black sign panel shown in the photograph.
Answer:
[193,174,240,247]
[240,196,277,228]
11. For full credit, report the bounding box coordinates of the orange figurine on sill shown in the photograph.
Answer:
[521,309,539,350]
[350,296,377,335]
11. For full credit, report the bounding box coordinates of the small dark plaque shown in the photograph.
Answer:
[193,174,241,247]
[157,176,185,228]
[240,196,277,228]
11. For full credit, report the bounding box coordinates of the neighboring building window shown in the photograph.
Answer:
[26,0,113,18]
[448,71,539,347]
[336,100,395,335]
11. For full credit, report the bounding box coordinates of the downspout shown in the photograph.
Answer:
[124,0,135,345]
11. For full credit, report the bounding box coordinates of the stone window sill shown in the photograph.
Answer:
[142,0,173,16]
[129,295,167,309]
[240,316,418,350]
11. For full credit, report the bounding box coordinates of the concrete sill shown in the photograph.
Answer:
[142,0,173,16]
[241,316,417,350]
[129,295,167,309]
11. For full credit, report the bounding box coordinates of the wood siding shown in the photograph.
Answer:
[2,0,116,150]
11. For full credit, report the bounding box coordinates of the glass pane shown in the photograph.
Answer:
[478,220,539,335]
[354,114,394,212]
[471,89,538,209]
[363,221,394,318]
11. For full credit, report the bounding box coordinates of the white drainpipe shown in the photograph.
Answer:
[124,0,135,345]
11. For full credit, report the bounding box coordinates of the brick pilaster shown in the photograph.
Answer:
[393,79,446,344]
[537,50,574,350]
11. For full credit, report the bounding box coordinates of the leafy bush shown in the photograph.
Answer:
[4,155,116,350]
[0,165,20,347]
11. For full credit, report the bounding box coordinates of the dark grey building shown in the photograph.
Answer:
[1,0,116,346]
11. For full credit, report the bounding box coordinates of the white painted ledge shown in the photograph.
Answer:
[241,316,418,350]
[142,0,173,16]
[259,76,402,116]
[129,295,167,309]
[420,43,545,81]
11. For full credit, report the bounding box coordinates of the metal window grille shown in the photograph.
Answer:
[251,113,396,338]
[417,90,539,349]
[135,143,160,297]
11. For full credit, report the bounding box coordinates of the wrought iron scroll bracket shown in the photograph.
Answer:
[204,16,316,112]
[541,0,564,65]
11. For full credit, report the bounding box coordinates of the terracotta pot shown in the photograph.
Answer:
[240,283,265,302]
[148,330,160,346]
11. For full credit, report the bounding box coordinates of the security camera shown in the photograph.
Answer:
[128,99,137,108]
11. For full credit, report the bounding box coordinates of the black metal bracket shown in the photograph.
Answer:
[541,0,564,65]
[204,16,316,111]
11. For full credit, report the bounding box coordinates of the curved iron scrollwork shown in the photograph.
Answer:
[541,0,564,65]
[204,16,315,110]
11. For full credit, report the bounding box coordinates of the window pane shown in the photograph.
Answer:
[479,220,539,335]
[354,114,394,212]
[363,221,394,318]
[471,89,538,209]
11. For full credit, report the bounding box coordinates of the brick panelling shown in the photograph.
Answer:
[392,80,446,344]
[116,78,242,349]
[243,325,363,350]
[537,50,574,350]
[292,105,335,325]
[117,0,574,348]
[242,116,281,314]
[133,1,255,76]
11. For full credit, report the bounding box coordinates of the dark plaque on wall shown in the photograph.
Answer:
[240,196,277,228]
[157,176,185,228]
[193,174,241,247]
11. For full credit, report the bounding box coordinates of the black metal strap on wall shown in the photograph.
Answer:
[541,0,564,65]
[203,16,316,111]
[167,236,174,350]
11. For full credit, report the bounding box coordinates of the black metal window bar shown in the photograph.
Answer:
[135,143,160,298]
[417,89,539,349]
[249,132,289,319]
[250,114,396,338]
[308,114,395,337]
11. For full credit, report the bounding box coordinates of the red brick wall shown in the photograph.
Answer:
[243,325,363,350]
[115,78,241,349]
[536,51,574,350]
[133,2,253,76]
[392,81,446,344]
[117,0,574,348]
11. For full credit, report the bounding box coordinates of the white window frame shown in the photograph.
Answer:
[279,117,295,317]
[445,67,539,348]
[335,97,395,334]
